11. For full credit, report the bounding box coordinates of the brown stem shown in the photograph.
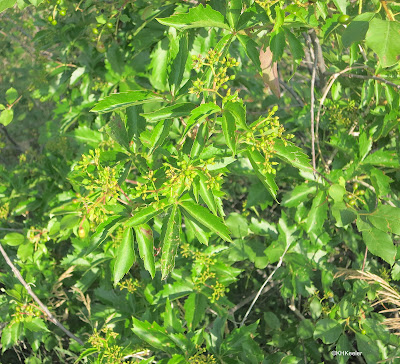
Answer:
[362,246,368,271]
[381,0,395,21]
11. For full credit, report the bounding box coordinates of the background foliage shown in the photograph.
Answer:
[1,0,400,363]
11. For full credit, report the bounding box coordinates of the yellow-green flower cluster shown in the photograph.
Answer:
[189,49,240,100]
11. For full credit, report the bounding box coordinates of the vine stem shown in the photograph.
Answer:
[0,243,84,346]
[239,242,291,327]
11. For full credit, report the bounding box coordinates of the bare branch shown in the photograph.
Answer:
[309,30,326,89]
[229,281,277,315]
[240,243,291,327]
[328,72,400,90]
[310,38,318,177]
[0,243,84,346]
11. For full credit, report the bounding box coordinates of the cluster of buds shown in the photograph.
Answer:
[12,303,42,323]
[244,106,294,175]
[0,201,9,219]
[255,0,280,10]
[27,226,50,246]
[189,346,217,364]
[205,173,223,191]
[181,244,225,303]
[189,49,240,100]
[88,326,119,350]
[118,278,142,293]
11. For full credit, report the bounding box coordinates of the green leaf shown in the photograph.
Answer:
[191,122,209,159]
[141,103,195,122]
[198,170,217,215]
[156,4,230,30]
[84,215,123,256]
[184,293,207,330]
[282,183,317,207]
[5,87,18,104]
[362,149,399,168]
[149,119,172,154]
[73,125,103,146]
[329,184,346,203]
[182,209,210,245]
[60,214,80,230]
[169,33,188,94]
[342,12,375,47]
[1,322,22,353]
[355,333,380,363]
[224,100,249,130]
[366,18,400,67]
[357,218,396,265]
[278,213,296,249]
[221,110,236,155]
[285,29,304,61]
[0,109,13,126]
[246,147,278,201]
[70,67,85,86]
[2,233,26,246]
[335,335,353,364]
[331,201,357,227]
[149,38,169,91]
[180,200,232,242]
[313,318,342,344]
[134,224,156,279]
[0,0,16,13]
[113,228,135,286]
[183,103,220,138]
[105,114,130,151]
[76,348,99,361]
[24,318,49,332]
[226,212,249,238]
[274,140,311,173]
[370,168,392,198]
[358,132,372,162]
[332,0,347,14]
[160,205,182,279]
[126,105,146,149]
[297,319,314,339]
[126,203,165,227]
[237,34,261,71]
[91,91,163,113]
[306,190,328,234]
[368,205,400,235]
[269,28,286,62]
[131,318,176,353]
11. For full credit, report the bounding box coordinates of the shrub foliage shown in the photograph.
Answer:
[1,0,400,363]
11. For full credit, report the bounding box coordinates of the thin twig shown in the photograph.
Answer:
[279,80,305,107]
[0,243,84,346]
[381,0,395,21]
[309,30,326,89]
[362,246,368,271]
[351,178,396,207]
[0,125,23,151]
[229,281,277,315]
[326,72,400,90]
[315,66,367,171]
[240,243,291,327]
[310,40,318,177]
[289,296,306,320]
